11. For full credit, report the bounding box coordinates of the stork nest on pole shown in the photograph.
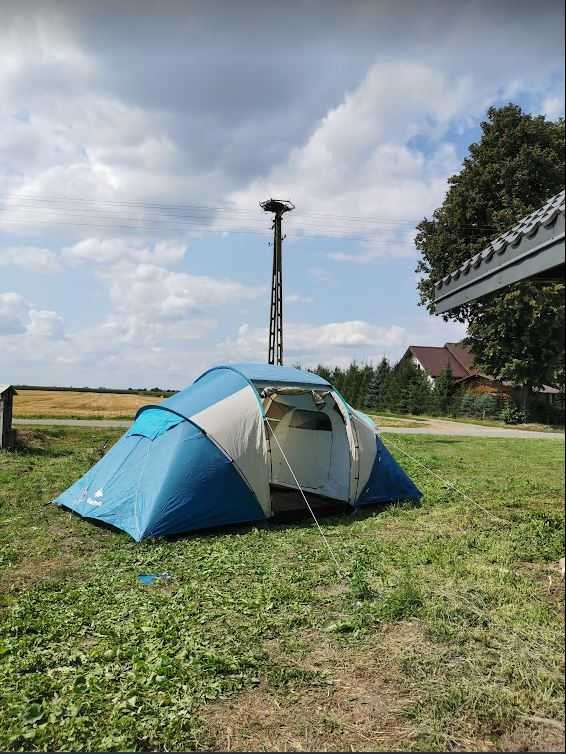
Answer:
[259,198,295,215]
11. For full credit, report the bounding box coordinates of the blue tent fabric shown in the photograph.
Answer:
[53,362,421,540]
[197,363,330,387]
[127,407,184,440]
[54,433,150,538]
[356,435,422,505]
[153,367,250,420]
[55,419,266,540]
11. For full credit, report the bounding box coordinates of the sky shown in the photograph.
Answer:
[1,0,564,389]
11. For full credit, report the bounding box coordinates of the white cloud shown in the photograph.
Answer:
[62,238,187,267]
[0,245,264,385]
[0,292,65,341]
[0,4,563,250]
[0,293,468,387]
[285,293,313,304]
[224,63,471,255]
[0,292,30,335]
[542,95,564,120]
[27,309,65,339]
[0,254,265,382]
[0,288,215,387]
[219,314,468,370]
[0,3,561,388]
[0,246,60,272]
[301,321,405,348]
[100,261,263,323]
[57,237,264,355]
[220,319,408,364]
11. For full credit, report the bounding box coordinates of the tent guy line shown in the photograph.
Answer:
[383,434,512,526]
[266,416,345,579]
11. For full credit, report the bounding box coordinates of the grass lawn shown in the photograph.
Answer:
[0,427,564,751]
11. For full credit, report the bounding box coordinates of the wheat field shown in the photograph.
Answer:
[13,390,165,419]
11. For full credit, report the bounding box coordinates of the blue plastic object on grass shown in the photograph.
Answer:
[137,573,171,585]
[138,574,159,585]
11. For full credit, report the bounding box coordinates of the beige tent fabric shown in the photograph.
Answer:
[265,392,351,501]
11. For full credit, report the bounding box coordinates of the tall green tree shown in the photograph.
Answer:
[313,364,333,384]
[364,357,392,411]
[433,366,455,414]
[356,363,373,409]
[415,104,565,408]
[390,359,432,415]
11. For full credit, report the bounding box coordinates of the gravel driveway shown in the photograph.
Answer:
[377,417,564,439]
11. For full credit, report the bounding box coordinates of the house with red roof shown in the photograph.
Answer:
[400,342,559,401]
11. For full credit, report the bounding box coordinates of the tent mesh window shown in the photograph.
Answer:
[265,400,293,426]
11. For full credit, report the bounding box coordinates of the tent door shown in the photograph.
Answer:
[269,407,333,492]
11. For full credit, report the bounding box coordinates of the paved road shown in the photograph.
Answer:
[13,416,564,439]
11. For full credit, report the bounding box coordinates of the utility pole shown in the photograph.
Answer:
[260,198,295,365]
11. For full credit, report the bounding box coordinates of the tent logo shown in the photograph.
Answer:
[85,489,104,506]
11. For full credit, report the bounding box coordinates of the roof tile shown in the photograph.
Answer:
[436,190,565,290]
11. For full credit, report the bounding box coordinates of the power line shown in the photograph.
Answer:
[0,192,499,232]
[0,217,406,244]
[0,216,408,246]
[0,208,494,241]
[0,206,438,243]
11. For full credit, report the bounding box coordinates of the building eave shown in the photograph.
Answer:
[434,191,565,313]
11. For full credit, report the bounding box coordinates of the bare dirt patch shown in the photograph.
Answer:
[498,719,565,752]
[0,519,106,595]
[0,555,77,594]
[201,623,422,751]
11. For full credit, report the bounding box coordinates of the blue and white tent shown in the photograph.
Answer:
[54,364,421,540]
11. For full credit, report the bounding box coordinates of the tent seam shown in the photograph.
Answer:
[193,366,267,416]
[135,387,269,517]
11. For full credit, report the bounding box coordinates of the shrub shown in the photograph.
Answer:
[500,403,527,424]
[460,392,477,416]
[476,393,498,418]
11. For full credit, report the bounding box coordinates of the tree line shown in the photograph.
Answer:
[313,358,460,416]
[312,358,564,425]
